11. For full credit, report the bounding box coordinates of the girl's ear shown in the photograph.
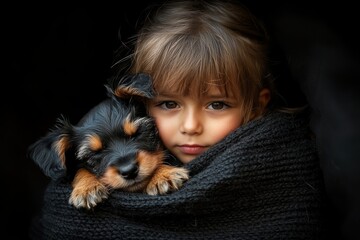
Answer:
[258,88,271,110]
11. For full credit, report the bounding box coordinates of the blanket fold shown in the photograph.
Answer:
[29,111,328,239]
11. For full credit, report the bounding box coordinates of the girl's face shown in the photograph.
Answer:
[149,87,244,164]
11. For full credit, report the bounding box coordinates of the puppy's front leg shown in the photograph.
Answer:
[146,165,189,195]
[69,169,109,209]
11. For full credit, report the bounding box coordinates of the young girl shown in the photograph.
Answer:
[130,0,272,164]
[29,0,329,239]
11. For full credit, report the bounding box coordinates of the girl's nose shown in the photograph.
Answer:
[179,109,203,135]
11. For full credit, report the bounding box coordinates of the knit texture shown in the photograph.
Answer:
[29,111,327,239]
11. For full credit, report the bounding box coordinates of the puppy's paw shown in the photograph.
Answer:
[69,183,108,209]
[69,169,109,209]
[146,165,189,195]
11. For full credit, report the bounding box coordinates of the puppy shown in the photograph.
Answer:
[28,73,189,209]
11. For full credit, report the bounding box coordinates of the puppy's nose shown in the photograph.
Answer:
[118,163,139,179]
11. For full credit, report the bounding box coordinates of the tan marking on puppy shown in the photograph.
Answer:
[54,136,70,168]
[88,134,102,151]
[77,134,102,159]
[69,169,108,209]
[137,150,163,175]
[123,116,138,136]
[101,166,128,189]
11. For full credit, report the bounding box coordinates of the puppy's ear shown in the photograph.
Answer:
[106,73,154,100]
[27,117,73,180]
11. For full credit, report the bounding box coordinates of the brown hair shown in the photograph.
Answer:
[128,0,273,123]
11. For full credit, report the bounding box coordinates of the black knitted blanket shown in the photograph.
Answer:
[29,111,327,239]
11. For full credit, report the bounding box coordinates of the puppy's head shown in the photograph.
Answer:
[28,73,163,189]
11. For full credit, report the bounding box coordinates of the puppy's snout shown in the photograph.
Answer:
[118,162,139,179]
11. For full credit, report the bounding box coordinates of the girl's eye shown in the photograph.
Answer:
[208,102,229,110]
[158,101,179,109]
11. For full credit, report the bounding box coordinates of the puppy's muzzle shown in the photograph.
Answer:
[117,161,139,179]
[112,152,139,179]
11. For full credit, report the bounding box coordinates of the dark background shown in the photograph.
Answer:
[3,1,360,239]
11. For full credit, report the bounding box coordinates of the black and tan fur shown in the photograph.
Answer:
[28,74,189,209]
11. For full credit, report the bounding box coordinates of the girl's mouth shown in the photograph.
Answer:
[178,144,207,155]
